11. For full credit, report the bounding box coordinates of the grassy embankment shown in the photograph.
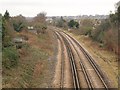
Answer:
[65,30,118,88]
[2,29,56,88]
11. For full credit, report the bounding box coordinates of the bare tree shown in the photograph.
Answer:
[33,12,47,34]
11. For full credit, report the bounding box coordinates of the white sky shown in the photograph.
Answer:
[0,0,119,17]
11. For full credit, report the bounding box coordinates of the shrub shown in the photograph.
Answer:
[91,19,110,43]
[68,20,79,28]
[3,47,19,69]
[13,22,24,32]
[81,26,93,36]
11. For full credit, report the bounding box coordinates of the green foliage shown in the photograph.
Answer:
[68,20,74,28]
[109,3,120,25]
[91,19,111,43]
[2,16,15,47]
[109,13,118,26]
[13,22,24,32]
[12,15,27,32]
[98,20,111,31]
[90,3,119,53]
[79,19,93,36]
[3,36,13,47]
[91,3,119,46]
[68,20,79,28]
[4,10,10,20]
[2,11,20,69]
[96,30,104,43]
[82,27,93,36]
[75,21,79,28]
[3,46,19,69]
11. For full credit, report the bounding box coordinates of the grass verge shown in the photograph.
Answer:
[2,29,56,88]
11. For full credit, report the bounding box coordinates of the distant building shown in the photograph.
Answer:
[28,26,34,30]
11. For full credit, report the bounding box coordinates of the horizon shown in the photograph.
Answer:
[1,10,109,17]
[0,0,119,17]
[0,11,112,17]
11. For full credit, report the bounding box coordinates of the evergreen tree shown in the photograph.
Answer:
[4,10,10,20]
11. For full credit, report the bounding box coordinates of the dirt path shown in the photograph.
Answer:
[52,39,62,88]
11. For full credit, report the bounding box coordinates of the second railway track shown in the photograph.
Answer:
[54,30,110,89]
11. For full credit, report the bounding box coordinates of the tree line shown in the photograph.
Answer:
[2,11,47,69]
[52,16,79,29]
[52,1,120,55]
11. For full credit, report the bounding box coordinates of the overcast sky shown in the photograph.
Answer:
[0,0,119,17]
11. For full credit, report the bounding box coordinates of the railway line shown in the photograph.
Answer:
[53,29,110,89]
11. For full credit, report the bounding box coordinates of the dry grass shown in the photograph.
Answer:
[0,52,1,89]
[65,30,118,88]
[2,29,56,88]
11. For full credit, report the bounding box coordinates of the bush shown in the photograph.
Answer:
[79,19,93,36]
[13,22,24,32]
[81,26,93,36]
[68,20,79,28]
[3,47,19,69]
[91,20,109,41]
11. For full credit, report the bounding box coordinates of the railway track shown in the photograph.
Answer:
[54,29,109,89]
[61,31,109,89]
[60,33,80,89]
[55,32,80,89]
